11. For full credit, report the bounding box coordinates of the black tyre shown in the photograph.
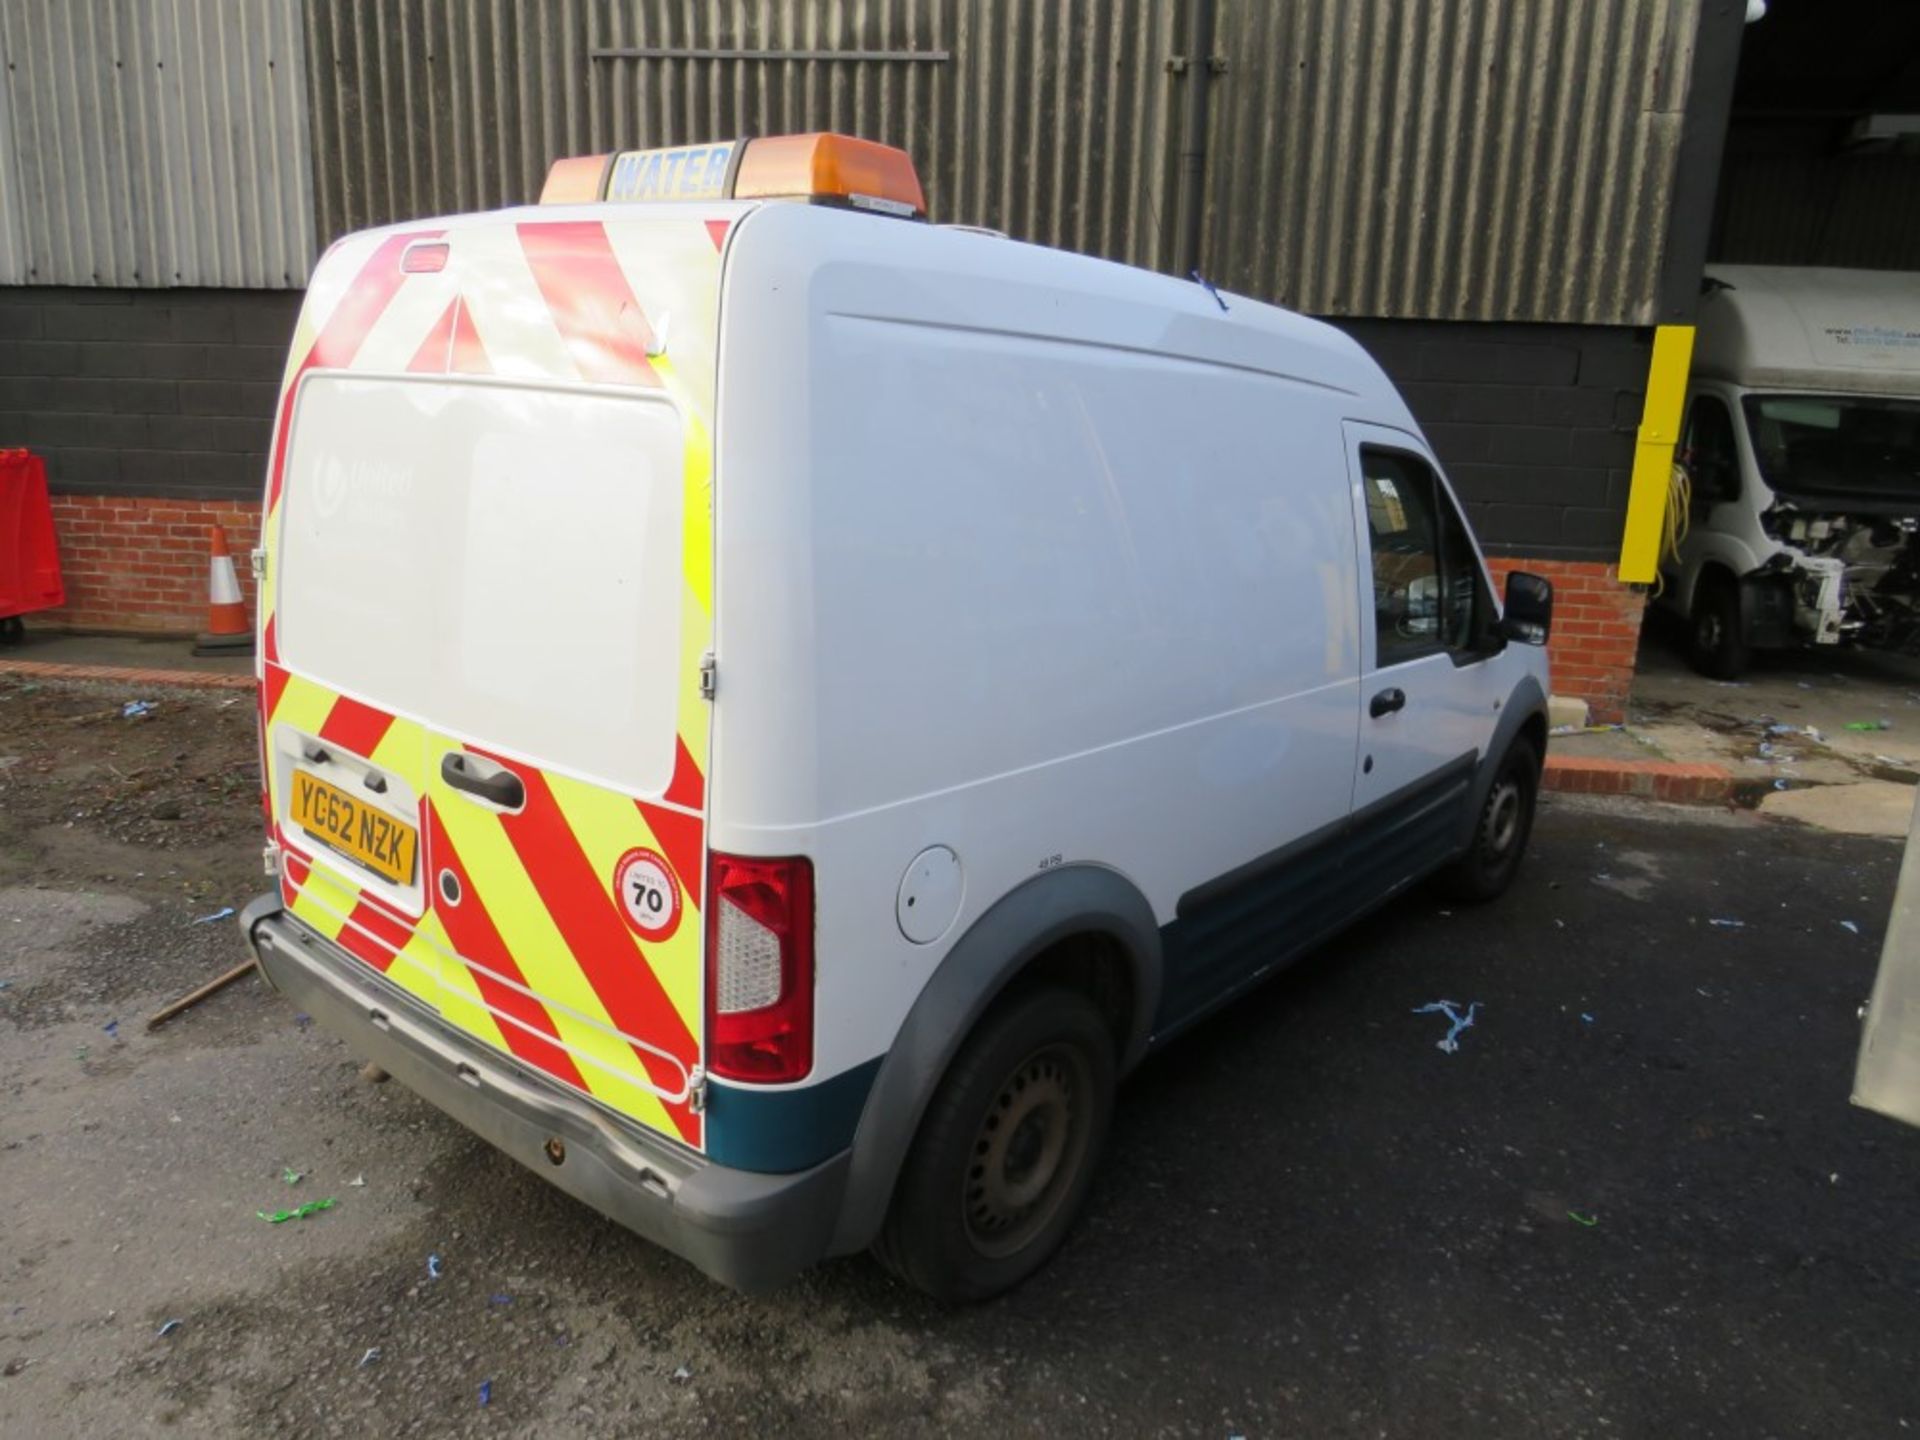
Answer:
[1688,576,1749,680]
[1439,736,1541,903]
[876,985,1115,1302]
[0,615,23,646]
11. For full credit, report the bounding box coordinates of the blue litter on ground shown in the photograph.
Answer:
[478,1380,492,1407]
[427,1253,443,1280]
[1709,917,1746,928]
[1581,1013,1595,1024]
[1841,920,1861,935]
[1412,999,1480,1054]
[156,1318,182,1337]
[122,700,154,719]
[191,906,236,925]
[490,1293,513,1305]
[103,1020,118,1038]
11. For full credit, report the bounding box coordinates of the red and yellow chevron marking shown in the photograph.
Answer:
[424,750,704,1143]
[257,212,726,1151]
[517,221,664,387]
[269,671,440,1010]
[406,297,492,376]
[420,802,588,1090]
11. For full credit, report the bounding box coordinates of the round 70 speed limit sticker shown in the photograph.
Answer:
[613,847,682,941]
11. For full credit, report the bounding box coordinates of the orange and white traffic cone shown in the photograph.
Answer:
[193,524,254,656]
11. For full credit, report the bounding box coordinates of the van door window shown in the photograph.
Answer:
[1363,447,1485,666]
[1683,395,1740,507]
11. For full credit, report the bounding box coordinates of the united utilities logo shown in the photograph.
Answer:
[314,455,414,526]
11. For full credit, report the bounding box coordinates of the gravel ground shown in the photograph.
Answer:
[2,675,1918,1437]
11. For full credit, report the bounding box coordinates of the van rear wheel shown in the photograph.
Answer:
[876,986,1114,1302]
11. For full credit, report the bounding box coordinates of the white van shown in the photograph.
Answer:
[240,134,1554,1300]
[1663,265,1920,677]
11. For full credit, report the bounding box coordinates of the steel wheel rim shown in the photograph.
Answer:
[1482,775,1523,858]
[962,1043,1090,1259]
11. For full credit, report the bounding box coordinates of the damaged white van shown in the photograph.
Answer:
[239,134,1554,1300]
[1664,265,1920,677]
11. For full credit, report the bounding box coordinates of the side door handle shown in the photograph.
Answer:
[1370,686,1407,719]
[441,751,525,809]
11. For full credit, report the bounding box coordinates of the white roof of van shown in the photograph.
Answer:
[335,199,1417,433]
[1696,264,1920,397]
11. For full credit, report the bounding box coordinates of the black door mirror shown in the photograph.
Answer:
[1497,571,1553,645]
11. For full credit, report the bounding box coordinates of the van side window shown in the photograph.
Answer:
[1684,395,1739,505]
[1362,448,1484,666]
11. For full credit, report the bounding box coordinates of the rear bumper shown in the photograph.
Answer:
[239,895,847,1292]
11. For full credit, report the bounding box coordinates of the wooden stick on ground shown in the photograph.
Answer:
[146,958,258,1030]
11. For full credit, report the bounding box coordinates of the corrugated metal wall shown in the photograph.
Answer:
[0,47,26,283]
[306,0,1698,323]
[0,0,314,287]
[1205,0,1696,326]
[1713,140,1920,271]
[0,0,1709,320]
[304,0,1181,274]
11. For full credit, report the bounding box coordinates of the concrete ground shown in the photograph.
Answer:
[0,628,254,678]
[3,675,1919,1437]
[1551,617,1920,838]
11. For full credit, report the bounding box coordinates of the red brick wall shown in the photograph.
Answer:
[1487,557,1645,724]
[41,494,260,636]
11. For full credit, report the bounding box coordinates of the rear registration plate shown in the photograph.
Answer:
[291,771,418,886]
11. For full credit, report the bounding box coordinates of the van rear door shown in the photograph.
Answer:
[262,215,727,1151]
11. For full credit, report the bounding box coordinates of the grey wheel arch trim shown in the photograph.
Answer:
[827,863,1161,1256]
[1459,672,1548,853]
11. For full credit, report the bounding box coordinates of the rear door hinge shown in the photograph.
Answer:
[699,651,717,701]
[687,1064,708,1114]
[249,548,267,581]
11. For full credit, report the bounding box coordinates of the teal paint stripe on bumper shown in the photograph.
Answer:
[703,1056,884,1174]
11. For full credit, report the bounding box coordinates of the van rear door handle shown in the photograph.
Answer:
[441,752,525,809]
[1369,687,1407,719]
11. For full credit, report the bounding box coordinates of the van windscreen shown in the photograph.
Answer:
[1743,394,1920,506]
[276,375,685,796]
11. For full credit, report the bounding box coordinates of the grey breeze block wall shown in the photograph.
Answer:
[0,287,1647,564]
[0,288,301,499]
[1337,319,1651,562]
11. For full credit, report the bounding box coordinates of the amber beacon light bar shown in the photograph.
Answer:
[538,133,927,219]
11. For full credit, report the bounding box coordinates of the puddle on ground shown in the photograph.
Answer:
[1591,849,1663,901]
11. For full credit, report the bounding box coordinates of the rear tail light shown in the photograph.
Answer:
[705,852,814,1083]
